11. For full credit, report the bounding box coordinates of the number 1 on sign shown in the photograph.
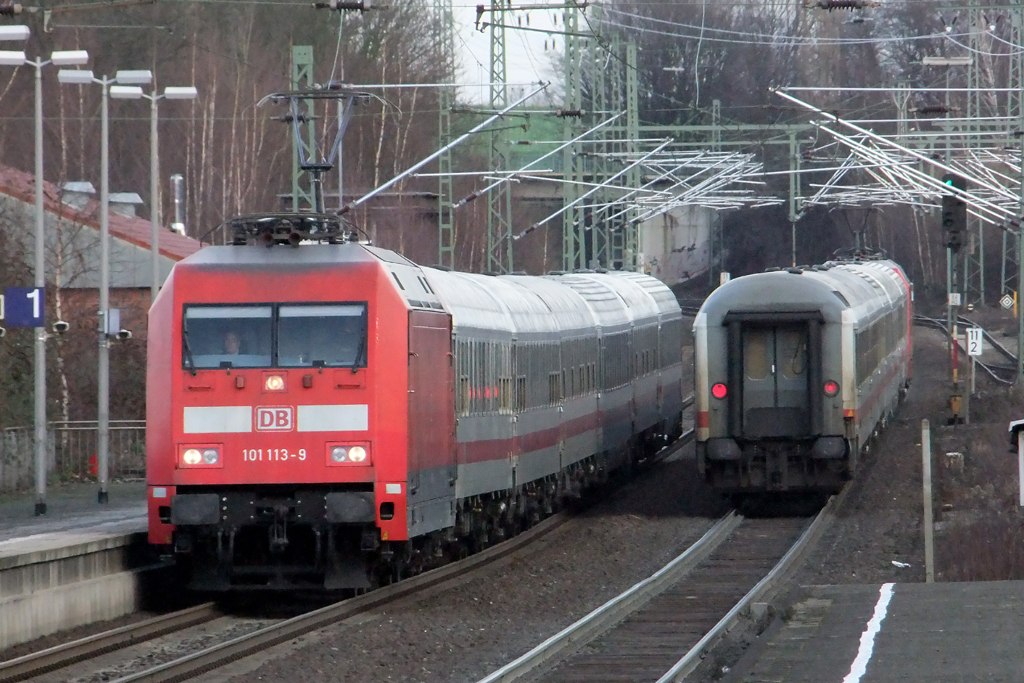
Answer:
[26,289,39,319]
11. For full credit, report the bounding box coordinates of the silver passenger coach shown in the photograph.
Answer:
[693,258,911,495]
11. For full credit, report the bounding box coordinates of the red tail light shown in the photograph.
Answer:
[712,383,727,399]
[823,380,839,397]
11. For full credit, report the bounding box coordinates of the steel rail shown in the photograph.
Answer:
[955,314,1019,366]
[473,512,743,683]
[656,483,851,682]
[0,602,219,683]
[107,505,578,683]
[914,316,1014,385]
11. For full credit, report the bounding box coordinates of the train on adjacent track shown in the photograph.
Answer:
[146,214,685,590]
[693,257,912,496]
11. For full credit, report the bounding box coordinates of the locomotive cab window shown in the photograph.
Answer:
[182,303,367,370]
[278,304,367,368]
[183,306,272,369]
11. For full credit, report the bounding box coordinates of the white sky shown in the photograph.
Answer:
[452,3,561,104]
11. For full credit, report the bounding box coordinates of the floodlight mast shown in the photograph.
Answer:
[141,84,199,298]
[57,67,149,504]
[1,32,91,515]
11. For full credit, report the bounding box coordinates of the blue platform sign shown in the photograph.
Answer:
[1,287,45,327]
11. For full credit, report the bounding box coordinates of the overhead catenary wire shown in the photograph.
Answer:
[340,81,549,214]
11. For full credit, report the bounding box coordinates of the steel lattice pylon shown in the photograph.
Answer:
[561,2,584,272]
[437,0,456,269]
[291,46,317,212]
[487,0,513,274]
[1003,2,1024,299]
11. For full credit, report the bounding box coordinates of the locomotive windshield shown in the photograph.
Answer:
[184,306,273,369]
[182,303,367,370]
[277,304,366,368]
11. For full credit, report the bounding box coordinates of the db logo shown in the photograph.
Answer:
[256,406,293,431]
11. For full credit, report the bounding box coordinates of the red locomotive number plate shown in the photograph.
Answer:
[242,448,307,462]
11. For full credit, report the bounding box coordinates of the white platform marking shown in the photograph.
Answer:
[842,582,895,683]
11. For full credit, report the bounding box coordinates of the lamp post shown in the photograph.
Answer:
[58,67,152,504]
[131,85,198,300]
[0,28,89,515]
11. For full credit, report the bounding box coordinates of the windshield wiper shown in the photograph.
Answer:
[182,325,198,376]
[351,317,368,374]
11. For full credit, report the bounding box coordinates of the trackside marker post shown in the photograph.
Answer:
[1013,421,1024,507]
[922,419,934,583]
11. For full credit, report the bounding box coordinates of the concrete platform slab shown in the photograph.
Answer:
[0,481,146,543]
[0,481,154,650]
[729,581,1024,683]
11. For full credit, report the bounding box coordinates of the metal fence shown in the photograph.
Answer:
[0,420,146,493]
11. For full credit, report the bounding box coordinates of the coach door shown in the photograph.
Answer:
[407,311,456,504]
[741,324,810,438]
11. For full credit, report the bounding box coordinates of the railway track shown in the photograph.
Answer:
[913,315,1017,384]
[0,604,220,683]
[4,398,697,683]
[474,492,843,683]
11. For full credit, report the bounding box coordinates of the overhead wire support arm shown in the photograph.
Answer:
[808,120,1014,223]
[340,82,549,215]
[772,88,1018,226]
[515,138,673,240]
[452,112,624,209]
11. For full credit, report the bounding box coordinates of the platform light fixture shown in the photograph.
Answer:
[110,85,144,99]
[0,50,26,66]
[164,86,198,100]
[57,69,95,85]
[114,69,152,85]
[0,25,30,41]
[50,50,89,66]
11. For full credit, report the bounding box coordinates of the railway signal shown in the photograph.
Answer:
[941,173,967,252]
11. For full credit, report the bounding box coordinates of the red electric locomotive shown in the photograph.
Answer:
[147,215,684,590]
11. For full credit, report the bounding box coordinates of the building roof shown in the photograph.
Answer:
[0,164,201,262]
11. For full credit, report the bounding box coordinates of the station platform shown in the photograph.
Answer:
[729,581,1024,682]
[0,481,146,543]
[0,482,152,650]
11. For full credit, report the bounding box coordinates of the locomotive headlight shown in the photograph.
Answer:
[823,380,840,397]
[264,374,286,392]
[180,444,223,468]
[326,443,371,466]
[711,383,728,399]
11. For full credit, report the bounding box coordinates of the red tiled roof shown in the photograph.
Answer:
[0,164,202,261]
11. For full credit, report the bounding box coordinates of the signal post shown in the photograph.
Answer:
[942,173,967,423]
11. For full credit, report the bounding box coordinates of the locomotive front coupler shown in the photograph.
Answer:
[268,504,290,554]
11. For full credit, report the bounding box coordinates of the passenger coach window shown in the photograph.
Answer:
[278,304,367,368]
[744,331,770,380]
[184,306,273,369]
[779,330,807,379]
